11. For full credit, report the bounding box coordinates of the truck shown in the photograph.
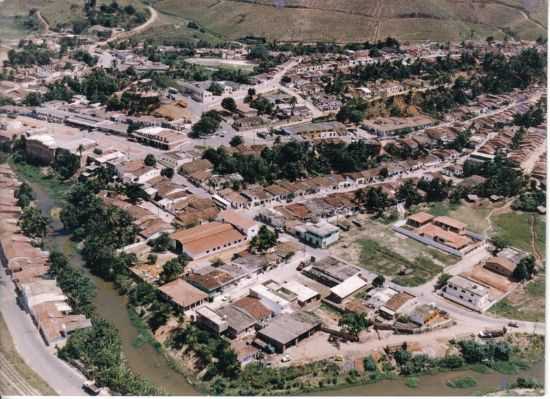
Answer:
[478,327,507,339]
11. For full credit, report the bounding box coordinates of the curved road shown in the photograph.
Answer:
[0,265,87,395]
[102,6,158,45]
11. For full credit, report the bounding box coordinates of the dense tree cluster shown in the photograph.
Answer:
[48,251,96,317]
[190,111,222,138]
[457,340,512,364]
[338,313,370,337]
[513,102,546,128]
[512,190,546,212]
[463,155,525,198]
[168,324,240,380]
[72,50,98,66]
[159,256,189,283]
[59,319,159,395]
[19,206,48,239]
[355,187,392,215]
[53,150,81,179]
[80,0,147,33]
[6,41,53,66]
[250,225,278,253]
[513,255,536,281]
[15,182,34,208]
[203,140,379,184]
[60,182,139,281]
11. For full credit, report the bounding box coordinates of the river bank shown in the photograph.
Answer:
[9,158,198,395]
[8,158,545,396]
[305,360,544,396]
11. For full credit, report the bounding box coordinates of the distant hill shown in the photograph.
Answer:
[153,0,547,42]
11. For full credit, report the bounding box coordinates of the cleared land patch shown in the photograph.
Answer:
[488,273,545,322]
[330,217,454,287]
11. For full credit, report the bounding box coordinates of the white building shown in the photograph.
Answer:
[442,275,491,312]
[329,274,368,303]
[298,221,340,249]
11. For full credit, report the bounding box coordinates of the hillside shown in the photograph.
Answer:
[0,0,147,38]
[152,0,547,42]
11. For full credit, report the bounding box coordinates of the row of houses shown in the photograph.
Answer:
[0,165,92,347]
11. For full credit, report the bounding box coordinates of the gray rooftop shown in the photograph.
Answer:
[258,311,320,345]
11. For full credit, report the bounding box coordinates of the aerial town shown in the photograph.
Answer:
[0,1,546,397]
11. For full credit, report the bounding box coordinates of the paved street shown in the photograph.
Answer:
[0,265,87,395]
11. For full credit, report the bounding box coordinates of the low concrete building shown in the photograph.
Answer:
[257,311,321,353]
[408,304,440,326]
[483,256,516,278]
[305,256,362,287]
[25,134,56,164]
[297,221,340,249]
[171,222,246,260]
[442,275,491,312]
[328,275,369,303]
[133,126,187,151]
[217,210,259,240]
[158,278,208,312]
[378,292,417,319]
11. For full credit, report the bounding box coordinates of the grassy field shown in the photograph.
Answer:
[0,313,56,395]
[422,201,492,234]
[330,216,455,286]
[358,239,443,286]
[492,212,545,258]
[152,0,547,42]
[132,8,224,45]
[0,0,147,33]
[8,157,70,202]
[488,273,545,322]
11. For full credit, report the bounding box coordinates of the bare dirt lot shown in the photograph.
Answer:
[330,215,456,286]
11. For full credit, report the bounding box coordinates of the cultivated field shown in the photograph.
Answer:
[152,0,547,42]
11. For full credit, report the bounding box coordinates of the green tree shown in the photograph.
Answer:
[124,182,149,204]
[144,154,156,166]
[372,274,385,287]
[15,182,33,208]
[250,225,278,253]
[229,135,243,147]
[19,206,48,239]
[339,312,369,337]
[221,97,237,113]
[513,255,536,281]
[161,167,174,179]
[435,273,452,289]
[397,181,422,208]
[159,258,186,283]
[191,111,222,138]
[491,236,510,254]
[148,232,171,252]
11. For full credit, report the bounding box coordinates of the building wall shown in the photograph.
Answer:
[442,284,490,312]
[304,230,339,249]
[25,141,55,165]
